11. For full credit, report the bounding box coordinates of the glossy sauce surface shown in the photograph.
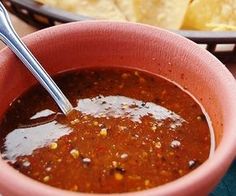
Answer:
[0,68,211,193]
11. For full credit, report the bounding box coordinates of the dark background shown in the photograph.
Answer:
[211,160,236,196]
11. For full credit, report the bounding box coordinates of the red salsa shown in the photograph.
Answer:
[0,68,211,193]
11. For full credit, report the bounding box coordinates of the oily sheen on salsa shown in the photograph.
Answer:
[0,68,211,193]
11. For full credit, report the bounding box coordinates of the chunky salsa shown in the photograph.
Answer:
[0,67,211,193]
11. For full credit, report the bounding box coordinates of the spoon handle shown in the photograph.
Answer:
[0,2,73,115]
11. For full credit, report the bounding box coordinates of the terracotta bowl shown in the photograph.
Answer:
[0,21,236,196]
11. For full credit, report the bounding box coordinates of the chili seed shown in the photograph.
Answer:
[49,142,58,150]
[43,176,50,182]
[114,172,124,181]
[70,119,80,125]
[112,161,118,167]
[144,179,150,186]
[100,128,108,136]
[120,153,128,159]
[151,125,157,131]
[155,141,162,149]
[70,149,80,159]
[93,121,99,126]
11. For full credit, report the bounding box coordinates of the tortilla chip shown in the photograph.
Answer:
[115,0,137,21]
[36,0,77,12]
[37,0,127,21]
[183,0,236,31]
[133,0,191,29]
[206,23,236,31]
[75,0,126,21]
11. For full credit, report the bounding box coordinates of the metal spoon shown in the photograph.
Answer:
[0,2,73,115]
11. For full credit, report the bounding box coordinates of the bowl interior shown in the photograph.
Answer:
[0,22,226,144]
[0,22,236,195]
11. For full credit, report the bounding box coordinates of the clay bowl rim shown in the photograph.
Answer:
[0,21,236,196]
